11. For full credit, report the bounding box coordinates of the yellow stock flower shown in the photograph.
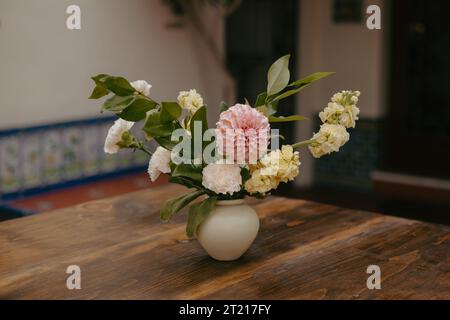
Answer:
[245,145,300,195]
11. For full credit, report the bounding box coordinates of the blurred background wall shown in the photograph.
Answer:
[0,0,224,128]
[296,0,388,186]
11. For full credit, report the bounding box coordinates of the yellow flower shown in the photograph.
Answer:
[319,90,360,128]
[244,169,278,195]
[245,145,300,195]
[308,124,349,158]
[177,89,204,114]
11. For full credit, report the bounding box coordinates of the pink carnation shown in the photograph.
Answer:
[215,104,270,164]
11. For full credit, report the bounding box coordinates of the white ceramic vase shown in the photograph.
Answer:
[197,199,260,261]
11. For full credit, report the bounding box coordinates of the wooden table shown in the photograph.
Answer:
[0,184,449,299]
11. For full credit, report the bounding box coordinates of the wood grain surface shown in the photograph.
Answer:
[0,184,449,299]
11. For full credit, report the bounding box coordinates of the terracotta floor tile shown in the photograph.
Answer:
[9,173,168,213]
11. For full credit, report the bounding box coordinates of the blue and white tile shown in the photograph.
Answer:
[62,127,84,180]
[0,135,23,193]
[22,132,43,188]
[81,124,101,176]
[42,129,64,184]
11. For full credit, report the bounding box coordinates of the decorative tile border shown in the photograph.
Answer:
[0,115,383,200]
[313,117,383,191]
[0,117,150,201]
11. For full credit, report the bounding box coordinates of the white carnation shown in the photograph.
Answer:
[104,119,134,154]
[177,89,204,114]
[148,146,172,182]
[319,90,360,128]
[130,80,152,98]
[308,124,350,158]
[202,162,242,195]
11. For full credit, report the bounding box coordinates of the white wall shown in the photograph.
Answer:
[295,0,389,186]
[0,0,224,129]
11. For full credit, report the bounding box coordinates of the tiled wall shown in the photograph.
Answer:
[0,117,149,201]
[1,116,382,199]
[313,118,383,191]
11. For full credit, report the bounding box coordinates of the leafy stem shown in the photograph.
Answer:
[121,134,152,156]
[292,139,315,149]
[137,143,153,156]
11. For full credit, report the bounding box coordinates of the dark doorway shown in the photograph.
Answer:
[225,0,298,142]
[387,0,450,179]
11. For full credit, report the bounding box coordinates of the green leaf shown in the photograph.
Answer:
[145,122,179,137]
[288,72,335,88]
[256,104,278,117]
[267,54,291,96]
[119,97,157,121]
[160,102,182,123]
[89,85,110,99]
[219,101,228,113]
[186,197,217,237]
[101,76,135,96]
[90,73,110,99]
[160,190,205,222]
[91,73,110,84]
[102,95,136,113]
[143,111,181,137]
[189,106,208,133]
[255,92,267,107]
[190,106,208,158]
[241,167,251,183]
[244,97,251,105]
[155,136,179,150]
[169,176,204,190]
[267,100,279,116]
[171,164,203,182]
[145,109,160,125]
[268,115,307,122]
[270,72,335,103]
[270,88,302,103]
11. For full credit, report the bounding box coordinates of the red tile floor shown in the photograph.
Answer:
[9,173,168,213]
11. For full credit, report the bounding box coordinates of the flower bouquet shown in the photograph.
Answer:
[89,54,360,260]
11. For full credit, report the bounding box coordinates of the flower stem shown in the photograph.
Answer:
[132,140,152,156]
[292,139,314,149]
[138,145,153,156]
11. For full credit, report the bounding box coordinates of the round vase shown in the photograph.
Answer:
[196,199,260,261]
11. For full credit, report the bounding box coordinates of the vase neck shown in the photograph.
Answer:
[216,199,245,206]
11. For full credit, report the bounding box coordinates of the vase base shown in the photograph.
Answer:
[207,253,243,262]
